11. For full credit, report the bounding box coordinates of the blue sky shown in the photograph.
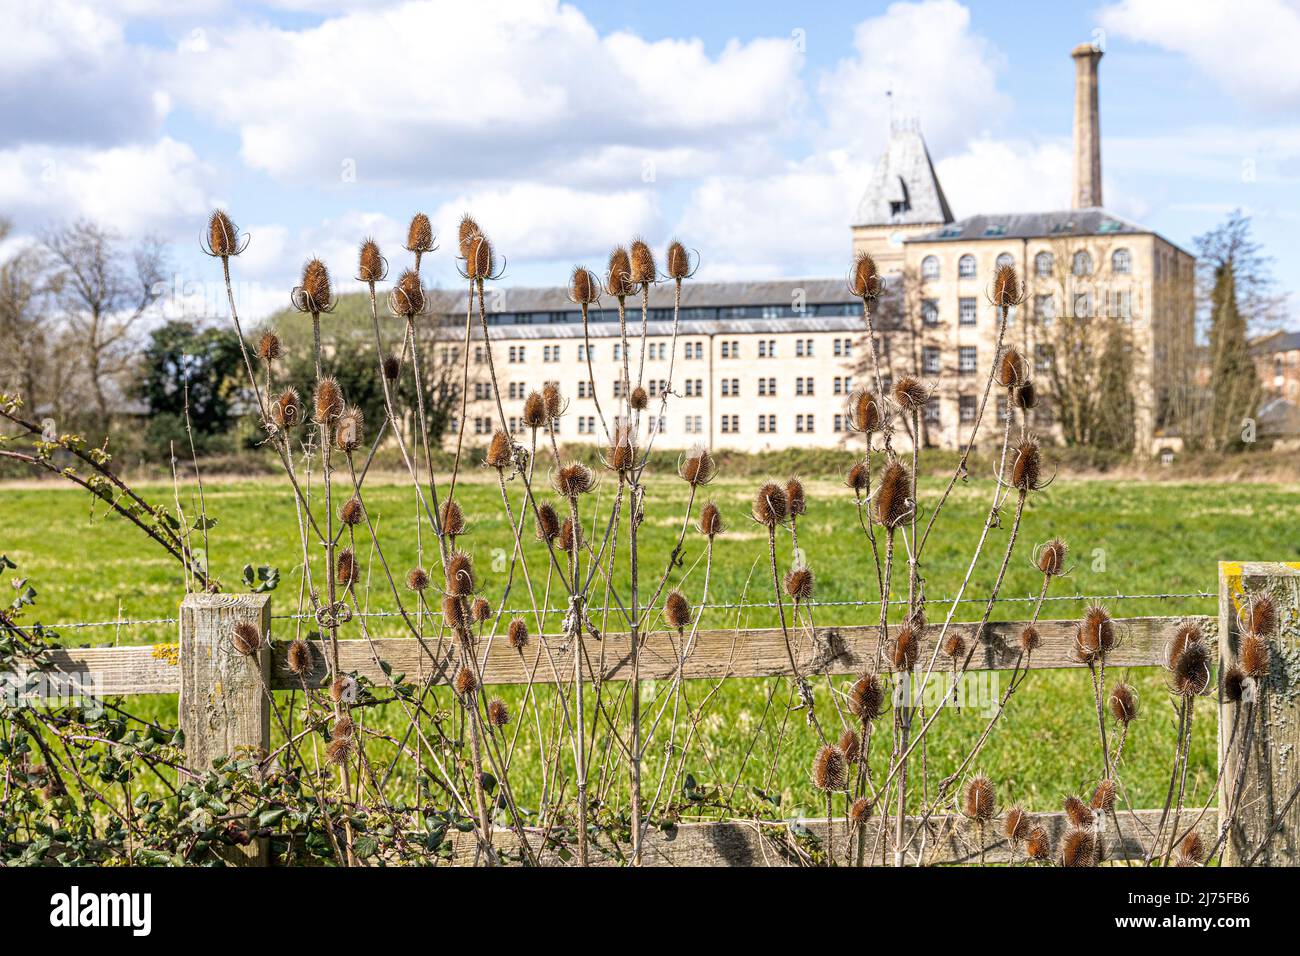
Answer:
[3,0,1297,325]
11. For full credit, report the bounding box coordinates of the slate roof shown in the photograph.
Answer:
[907,208,1147,243]
[853,123,954,227]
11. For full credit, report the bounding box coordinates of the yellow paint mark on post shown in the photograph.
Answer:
[151,643,180,666]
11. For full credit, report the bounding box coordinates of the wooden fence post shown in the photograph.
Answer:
[179,592,272,865]
[1218,562,1300,866]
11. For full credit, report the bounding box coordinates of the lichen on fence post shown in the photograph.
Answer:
[179,592,272,865]
[1218,561,1300,866]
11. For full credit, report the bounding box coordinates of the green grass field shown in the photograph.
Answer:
[4,472,1297,822]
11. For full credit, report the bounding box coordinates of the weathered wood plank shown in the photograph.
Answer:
[13,644,181,695]
[268,615,1204,690]
[440,807,1214,866]
[1219,561,1300,866]
[179,592,271,865]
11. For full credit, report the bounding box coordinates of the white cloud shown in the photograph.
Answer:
[934,138,1074,217]
[1100,0,1300,110]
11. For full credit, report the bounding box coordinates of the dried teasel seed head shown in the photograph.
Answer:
[271,386,301,428]
[891,376,929,411]
[314,376,344,423]
[507,617,529,650]
[471,596,492,624]
[1166,620,1205,668]
[1240,632,1270,680]
[963,775,996,822]
[334,406,364,452]
[849,672,885,722]
[485,430,512,470]
[335,547,359,586]
[784,567,814,603]
[874,461,912,529]
[382,355,401,380]
[752,481,788,527]
[942,633,966,659]
[1003,806,1031,843]
[1091,779,1116,812]
[697,501,724,537]
[990,263,1023,308]
[405,567,430,591]
[1018,624,1041,656]
[558,516,581,553]
[848,387,881,433]
[1076,604,1116,661]
[442,595,469,632]
[534,502,560,542]
[1025,826,1051,860]
[666,239,691,280]
[339,496,364,526]
[845,460,870,494]
[629,238,656,285]
[1170,641,1211,697]
[1179,832,1205,865]
[554,462,594,498]
[1246,593,1278,637]
[1063,795,1091,829]
[298,258,332,313]
[679,445,717,486]
[542,382,564,420]
[465,232,494,281]
[838,728,861,764]
[1059,829,1097,868]
[812,744,848,792]
[850,796,872,827]
[1109,682,1139,723]
[522,391,547,430]
[440,499,466,537]
[405,212,433,254]
[332,716,355,741]
[487,698,510,727]
[453,666,478,697]
[785,478,806,517]
[995,347,1028,388]
[1037,538,1068,576]
[606,246,634,298]
[1012,381,1037,409]
[628,385,648,410]
[232,621,260,656]
[606,426,634,473]
[445,550,475,597]
[391,269,425,317]
[1008,436,1043,491]
[287,638,311,675]
[207,209,241,257]
[326,736,353,766]
[664,590,692,630]
[358,237,385,283]
[569,266,599,305]
[457,213,481,259]
[1222,664,1246,703]
[257,329,282,363]
[891,624,920,671]
[850,251,879,298]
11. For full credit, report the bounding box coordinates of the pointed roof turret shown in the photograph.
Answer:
[854,120,953,228]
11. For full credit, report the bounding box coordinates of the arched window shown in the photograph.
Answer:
[921,255,940,280]
[995,252,1015,270]
[1034,251,1054,276]
[1111,248,1132,274]
[1072,250,1093,276]
[958,254,977,279]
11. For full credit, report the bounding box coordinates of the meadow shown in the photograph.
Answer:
[3,471,1298,823]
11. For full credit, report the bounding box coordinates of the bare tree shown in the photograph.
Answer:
[0,219,52,409]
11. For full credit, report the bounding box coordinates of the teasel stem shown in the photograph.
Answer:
[579,300,612,443]
[1088,658,1112,781]
[565,494,590,866]
[767,523,822,742]
[1162,699,1196,866]
[1210,699,1256,863]
[445,283,477,508]
[628,474,645,865]
[1147,696,1189,865]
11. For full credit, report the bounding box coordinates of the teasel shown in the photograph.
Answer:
[553,462,595,499]
[1063,795,1092,829]
[849,672,885,722]
[287,637,312,675]
[534,502,561,542]
[332,716,355,741]
[845,460,870,496]
[557,516,581,553]
[605,246,634,299]
[257,329,282,364]
[313,376,344,423]
[522,391,547,431]
[1239,632,1270,680]
[890,623,920,671]
[752,481,788,526]
[873,460,912,529]
[1025,826,1051,861]
[697,501,724,537]
[1177,832,1205,866]
[1109,682,1139,724]
[848,250,881,299]
[678,444,717,486]
[1091,778,1116,812]
[457,213,481,260]
[813,745,848,792]
[453,666,478,698]
[849,796,872,827]
[271,386,301,428]
[604,424,635,474]
[357,237,387,284]
[847,387,881,434]
[838,728,862,764]
[569,265,599,305]
[1003,805,1031,843]
[445,550,475,597]
[484,430,513,470]
[442,594,469,632]
[988,263,1026,309]
[1012,381,1037,410]
[440,499,466,538]
[463,230,497,283]
[471,596,492,624]
[628,385,648,411]
[1035,538,1069,577]
[389,268,425,318]
[666,239,693,280]
[1059,828,1097,867]
[232,621,260,656]
[784,566,814,603]
[1222,664,1246,703]
[507,617,529,651]
[1006,435,1045,492]
[891,376,929,411]
[405,212,435,258]
[962,774,996,822]
[663,590,692,631]
[382,354,400,380]
[629,237,656,288]
[325,736,353,766]
[335,547,359,587]
[486,698,510,728]
[202,209,247,259]
[995,347,1028,389]
[1243,592,1278,637]
[334,406,364,453]
[339,496,364,527]
[1018,624,1041,656]
[292,257,335,315]
[785,477,806,518]
[1075,603,1116,663]
[405,567,430,592]
[542,381,565,422]
[1169,641,1211,697]
[330,675,358,704]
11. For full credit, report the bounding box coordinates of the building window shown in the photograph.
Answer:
[757,377,777,397]
[652,342,666,360]
[577,344,592,361]
[721,414,739,434]
[758,339,777,358]
[720,339,740,358]
[833,375,853,395]
[959,395,977,423]
[1111,248,1132,274]
[1072,250,1093,276]
[684,341,704,360]
[922,346,940,375]
[1035,294,1055,324]
[921,255,940,280]
[924,401,940,426]
[613,380,626,398]
[922,299,940,327]
[959,346,977,375]
[577,416,596,434]
[995,252,1015,270]
[543,345,558,362]
[796,414,815,433]
[959,297,977,326]
[996,395,1009,423]
[684,378,704,397]
[757,414,776,434]
[507,382,526,400]
[834,414,845,433]
[1034,251,1054,276]
[474,382,489,401]
[684,415,703,434]
[508,345,525,363]
[647,415,666,434]
[577,381,591,399]
[958,254,977,279]
[474,416,489,435]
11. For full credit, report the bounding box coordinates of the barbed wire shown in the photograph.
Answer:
[35,589,1217,630]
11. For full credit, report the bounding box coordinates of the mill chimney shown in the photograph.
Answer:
[1071,43,1103,209]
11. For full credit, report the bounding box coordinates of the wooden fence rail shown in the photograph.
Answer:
[12,561,1300,866]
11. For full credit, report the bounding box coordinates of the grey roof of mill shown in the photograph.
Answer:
[1254,330,1300,354]
[907,207,1148,243]
[440,314,867,341]
[853,123,954,228]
